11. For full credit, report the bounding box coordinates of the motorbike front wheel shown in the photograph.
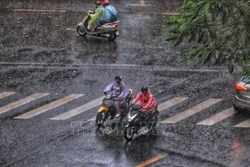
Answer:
[108,31,117,41]
[146,114,158,133]
[120,115,126,125]
[95,112,107,127]
[77,26,87,36]
[124,127,134,141]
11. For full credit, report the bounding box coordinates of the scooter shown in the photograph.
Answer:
[95,89,133,128]
[123,104,159,141]
[77,9,119,41]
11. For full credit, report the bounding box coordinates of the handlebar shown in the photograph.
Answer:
[103,92,118,99]
[88,9,95,15]
[130,104,143,110]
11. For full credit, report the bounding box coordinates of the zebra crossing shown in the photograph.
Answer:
[50,96,103,120]
[0,91,250,128]
[161,98,222,124]
[15,94,84,119]
[0,93,49,115]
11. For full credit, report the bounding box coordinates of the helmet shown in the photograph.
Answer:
[114,75,122,81]
[103,0,109,5]
[95,0,102,5]
[141,86,148,94]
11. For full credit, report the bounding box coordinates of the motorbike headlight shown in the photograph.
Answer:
[103,100,112,107]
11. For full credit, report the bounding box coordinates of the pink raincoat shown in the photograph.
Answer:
[131,90,156,114]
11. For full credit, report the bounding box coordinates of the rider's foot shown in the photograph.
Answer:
[115,112,121,118]
[98,26,103,31]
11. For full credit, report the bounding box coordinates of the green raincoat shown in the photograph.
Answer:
[88,5,105,27]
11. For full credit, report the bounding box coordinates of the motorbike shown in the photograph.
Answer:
[123,104,159,141]
[95,89,133,128]
[77,9,119,41]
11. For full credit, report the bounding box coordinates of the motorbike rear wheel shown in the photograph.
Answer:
[108,32,117,41]
[95,112,107,127]
[77,26,87,36]
[124,127,134,141]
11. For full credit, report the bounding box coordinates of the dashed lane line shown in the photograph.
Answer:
[0,93,49,115]
[50,96,104,120]
[197,107,237,126]
[161,98,223,124]
[15,94,84,119]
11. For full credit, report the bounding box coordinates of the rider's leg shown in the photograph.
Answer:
[114,101,121,118]
[88,19,96,32]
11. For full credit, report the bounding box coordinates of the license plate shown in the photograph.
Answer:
[116,31,119,36]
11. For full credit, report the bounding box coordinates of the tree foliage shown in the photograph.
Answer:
[165,0,250,74]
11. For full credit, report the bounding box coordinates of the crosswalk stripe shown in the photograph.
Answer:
[158,97,188,112]
[88,116,96,121]
[197,107,237,126]
[50,96,104,120]
[14,94,84,119]
[234,119,250,128]
[0,92,15,99]
[0,93,49,115]
[161,98,222,124]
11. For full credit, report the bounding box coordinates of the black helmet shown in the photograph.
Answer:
[95,0,102,5]
[141,86,148,94]
[114,75,122,81]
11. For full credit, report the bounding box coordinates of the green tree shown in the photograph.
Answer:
[165,0,250,75]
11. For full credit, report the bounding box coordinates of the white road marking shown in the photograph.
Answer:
[126,4,152,7]
[14,94,84,119]
[162,12,180,16]
[0,93,49,115]
[234,119,250,128]
[50,96,104,120]
[0,62,141,67]
[0,92,15,99]
[197,107,237,126]
[0,91,242,127]
[88,116,96,121]
[66,28,74,31]
[12,9,66,13]
[158,97,188,112]
[161,98,222,124]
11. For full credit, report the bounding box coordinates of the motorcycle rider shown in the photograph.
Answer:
[130,86,157,116]
[88,0,105,32]
[96,0,118,27]
[103,75,129,118]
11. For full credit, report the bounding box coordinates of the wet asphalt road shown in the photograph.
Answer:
[1,0,250,167]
